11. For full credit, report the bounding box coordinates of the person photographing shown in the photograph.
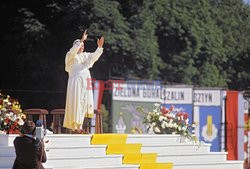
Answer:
[12,120,47,169]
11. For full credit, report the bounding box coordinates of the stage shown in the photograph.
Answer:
[0,134,244,169]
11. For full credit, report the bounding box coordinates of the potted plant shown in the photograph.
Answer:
[139,103,197,142]
[0,93,25,134]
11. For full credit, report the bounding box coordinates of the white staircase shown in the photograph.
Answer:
[0,134,243,169]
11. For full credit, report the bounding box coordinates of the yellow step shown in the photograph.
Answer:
[91,134,174,169]
[106,143,142,154]
[91,134,127,144]
[123,153,157,164]
[140,163,173,169]
[123,153,141,164]
[141,153,157,164]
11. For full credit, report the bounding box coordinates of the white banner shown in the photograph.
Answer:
[112,83,161,102]
[112,83,193,104]
[161,87,193,104]
[194,90,221,106]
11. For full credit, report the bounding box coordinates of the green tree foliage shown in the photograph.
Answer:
[0,0,250,109]
[210,0,250,89]
[0,1,48,89]
[152,0,228,86]
[127,0,165,79]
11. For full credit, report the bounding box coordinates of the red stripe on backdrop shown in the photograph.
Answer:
[93,80,105,111]
[226,91,238,160]
[97,81,104,110]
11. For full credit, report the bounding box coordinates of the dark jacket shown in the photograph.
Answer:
[12,135,47,169]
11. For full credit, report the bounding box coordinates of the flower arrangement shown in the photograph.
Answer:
[139,103,196,141]
[0,92,25,134]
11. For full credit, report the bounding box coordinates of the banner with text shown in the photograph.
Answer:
[112,82,194,133]
[193,89,222,152]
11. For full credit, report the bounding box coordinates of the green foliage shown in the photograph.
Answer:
[198,62,227,87]
[153,0,226,86]
[210,0,250,89]
[129,0,165,79]
[1,0,250,102]
[100,104,109,133]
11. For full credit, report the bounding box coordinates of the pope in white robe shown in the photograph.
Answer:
[63,30,104,131]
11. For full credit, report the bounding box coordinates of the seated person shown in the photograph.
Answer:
[12,120,47,169]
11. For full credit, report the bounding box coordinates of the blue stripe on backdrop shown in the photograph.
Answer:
[199,106,221,152]
[163,104,193,124]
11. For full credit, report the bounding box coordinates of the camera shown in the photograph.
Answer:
[35,120,46,140]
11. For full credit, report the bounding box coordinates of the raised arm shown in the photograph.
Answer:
[65,30,88,72]
[65,45,80,72]
[68,30,87,57]
[87,37,104,68]
[69,36,104,71]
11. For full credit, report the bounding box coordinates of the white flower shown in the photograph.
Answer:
[169,123,174,128]
[170,114,175,118]
[182,126,187,131]
[181,116,183,120]
[5,114,10,118]
[161,123,166,129]
[17,118,24,125]
[152,122,156,126]
[11,114,17,121]
[164,123,168,128]
[159,116,164,122]
[154,103,160,107]
[154,127,161,133]
[149,112,155,116]
[147,115,151,121]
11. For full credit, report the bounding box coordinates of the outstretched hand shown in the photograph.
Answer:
[81,30,88,42]
[97,37,104,48]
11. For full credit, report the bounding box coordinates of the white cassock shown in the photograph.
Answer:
[63,41,103,130]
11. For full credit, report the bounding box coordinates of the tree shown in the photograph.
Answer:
[210,0,250,89]
[153,0,228,86]
[128,0,165,79]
